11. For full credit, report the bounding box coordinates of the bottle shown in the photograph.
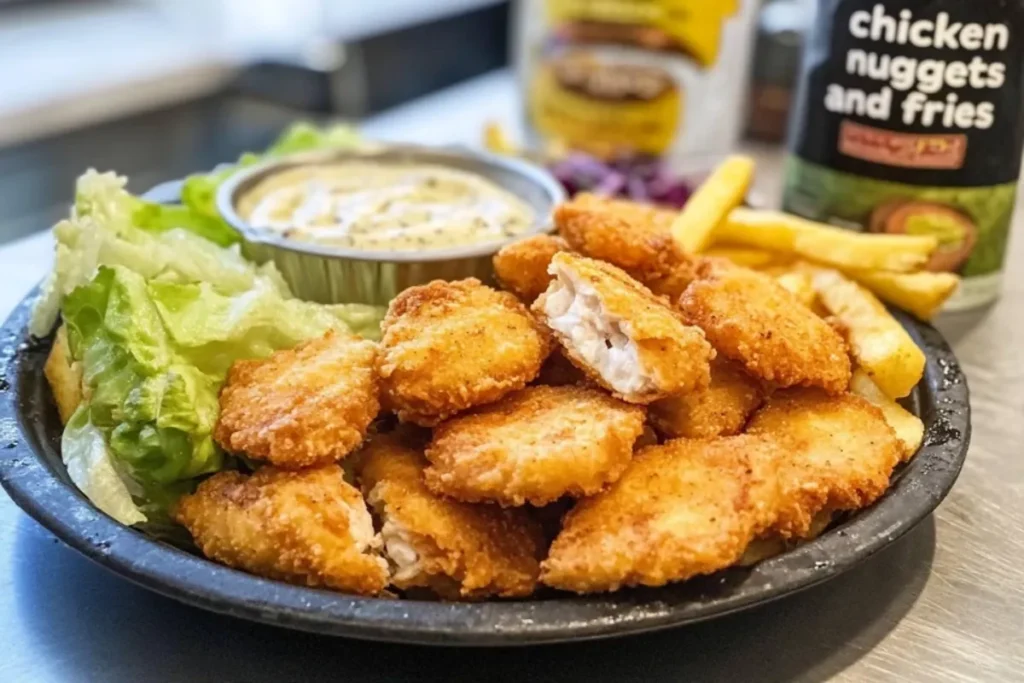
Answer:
[514,0,759,161]
[782,0,1024,311]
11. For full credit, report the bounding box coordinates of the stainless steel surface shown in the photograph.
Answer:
[216,145,566,305]
[0,144,1020,681]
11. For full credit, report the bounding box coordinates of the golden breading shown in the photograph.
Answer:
[541,435,781,593]
[44,325,83,424]
[215,331,379,469]
[746,388,901,539]
[424,385,646,506]
[554,193,698,300]
[358,433,545,599]
[649,358,763,439]
[493,234,570,303]
[379,278,552,426]
[175,466,389,595]
[679,259,852,394]
[533,253,714,404]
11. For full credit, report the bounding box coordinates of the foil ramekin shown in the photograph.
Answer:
[215,145,567,306]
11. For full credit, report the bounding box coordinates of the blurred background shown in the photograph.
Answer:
[0,0,814,244]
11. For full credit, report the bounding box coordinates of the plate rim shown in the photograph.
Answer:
[0,288,970,646]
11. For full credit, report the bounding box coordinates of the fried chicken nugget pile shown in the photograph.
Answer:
[379,278,552,426]
[747,388,902,539]
[425,385,646,506]
[215,331,380,469]
[541,435,782,593]
[649,358,764,439]
[679,259,852,394]
[534,252,714,403]
[175,466,389,595]
[555,193,698,299]
[493,234,569,303]
[358,433,545,599]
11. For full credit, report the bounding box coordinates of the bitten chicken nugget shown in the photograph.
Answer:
[541,435,781,593]
[746,388,901,539]
[555,193,698,299]
[425,385,646,506]
[679,259,851,394]
[358,433,545,599]
[649,358,763,439]
[533,253,714,404]
[175,466,389,595]
[215,331,379,469]
[379,278,552,426]
[493,234,570,303]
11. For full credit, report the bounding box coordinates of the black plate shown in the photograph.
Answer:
[0,289,970,647]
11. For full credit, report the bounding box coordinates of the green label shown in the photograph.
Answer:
[783,157,1015,304]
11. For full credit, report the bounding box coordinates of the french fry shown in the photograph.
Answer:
[716,207,802,251]
[812,269,925,398]
[671,155,755,253]
[850,369,924,460]
[845,269,960,321]
[704,246,787,269]
[716,209,938,272]
[774,271,817,308]
[483,121,517,156]
[794,229,937,272]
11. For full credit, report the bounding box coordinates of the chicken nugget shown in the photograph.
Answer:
[746,388,901,539]
[679,259,851,394]
[358,433,545,599]
[215,331,380,469]
[533,252,713,404]
[541,435,781,593]
[379,278,552,426]
[493,234,570,303]
[175,466,389,595]
[555,193,698,299]
[649,358,763,439]
[425,385,646,506]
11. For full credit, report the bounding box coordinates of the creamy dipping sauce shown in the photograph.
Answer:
[236,162,536,251]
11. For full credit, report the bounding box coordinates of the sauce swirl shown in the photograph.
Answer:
[236,162,536,251]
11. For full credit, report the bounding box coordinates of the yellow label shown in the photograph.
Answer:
[529,65,681,157]
[546,0,740,67]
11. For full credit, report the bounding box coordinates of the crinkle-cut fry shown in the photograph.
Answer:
[717,209,938,272]
[812,268,925,399]
[845,269,960,321]
[849,369,924,460]
[774,271,817,309]
[703,246,789,269]
[671,155,755,253]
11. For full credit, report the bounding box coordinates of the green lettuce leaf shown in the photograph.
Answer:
[62,264,373,518]
[62,407,147,526]
[30,171,272,337]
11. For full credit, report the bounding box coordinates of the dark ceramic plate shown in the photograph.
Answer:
[0,182,971,644]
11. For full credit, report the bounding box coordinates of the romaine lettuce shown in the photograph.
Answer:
[62,264,374,521]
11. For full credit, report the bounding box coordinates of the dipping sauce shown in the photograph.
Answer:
[236,162,536,251]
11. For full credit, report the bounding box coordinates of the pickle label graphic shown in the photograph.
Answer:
[783,1,1024,310]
